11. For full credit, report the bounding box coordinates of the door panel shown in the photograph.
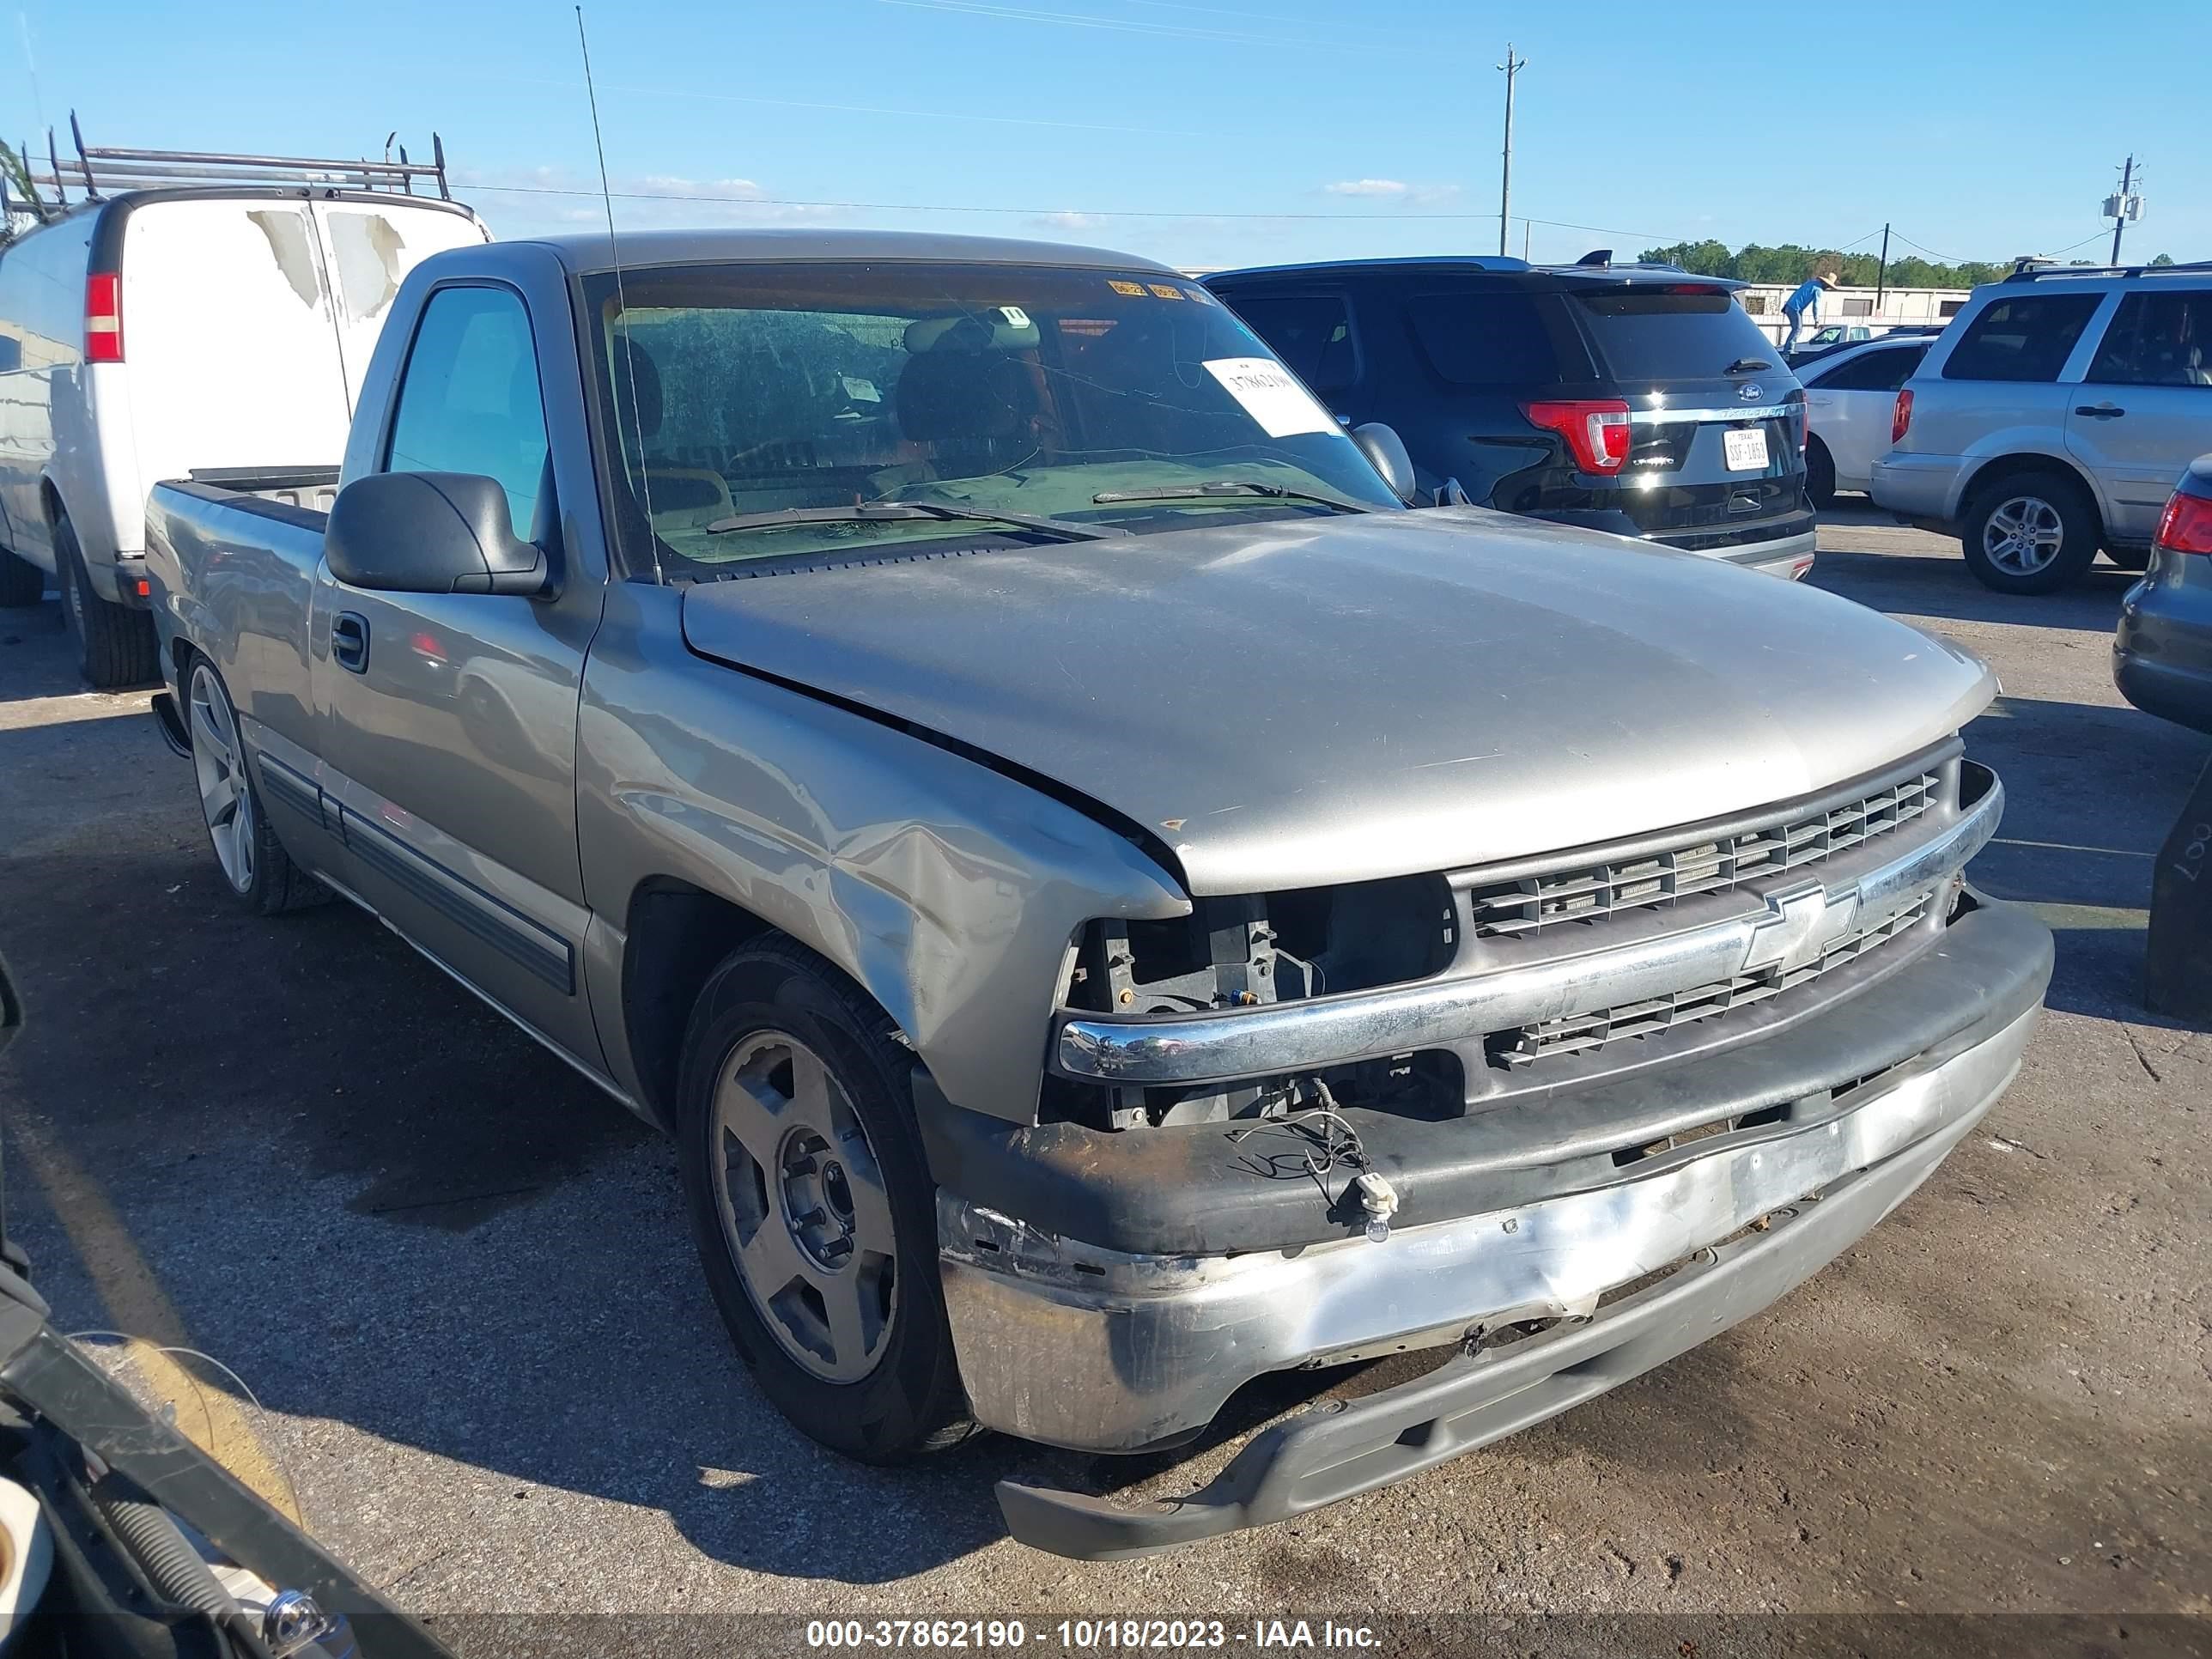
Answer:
[2066,289,2212,543]
[310,274,608,1067]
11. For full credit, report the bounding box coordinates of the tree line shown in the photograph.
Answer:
[1636,239,2177,290]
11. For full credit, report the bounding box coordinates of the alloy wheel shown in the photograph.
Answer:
[1982,495,2065,576]
[709,1029,899,1383]
[189,665,256,894]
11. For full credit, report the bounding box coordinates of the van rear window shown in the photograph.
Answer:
[1570,287,1776,384]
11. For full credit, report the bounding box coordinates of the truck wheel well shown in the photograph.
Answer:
[39,479,64,528]
[622,879,774,1127]
[1959,454,2102,537]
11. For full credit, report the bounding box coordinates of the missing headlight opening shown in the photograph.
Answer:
[1047,876,1460,1129]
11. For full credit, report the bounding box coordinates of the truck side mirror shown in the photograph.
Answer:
[1350,422,1419,505]
[325,471,550,598]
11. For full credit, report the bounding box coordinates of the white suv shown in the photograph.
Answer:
[1873,263,2212,593]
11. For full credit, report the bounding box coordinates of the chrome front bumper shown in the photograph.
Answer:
[943,992,2034,1468]
[1055,761,2002,1087]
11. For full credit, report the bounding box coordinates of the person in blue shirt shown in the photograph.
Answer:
[1780,274,1838,352]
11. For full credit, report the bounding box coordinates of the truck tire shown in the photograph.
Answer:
[185,658,329,915]
[1960,471,2100,595]
[676,937,975,1463]
[0,547,41,607]
[1804,437,1838,511]
[58,517,160,688]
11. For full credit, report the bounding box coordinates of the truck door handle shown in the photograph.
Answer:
[331,611,370,673]
[2075,403,2126,418]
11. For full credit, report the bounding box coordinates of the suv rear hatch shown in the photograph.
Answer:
[1552,276,1810,552]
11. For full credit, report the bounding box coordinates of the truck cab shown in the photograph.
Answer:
[143,229,2048,1560]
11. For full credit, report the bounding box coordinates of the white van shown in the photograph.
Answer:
[0,148,487,685]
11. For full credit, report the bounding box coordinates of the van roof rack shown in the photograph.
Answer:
[16,112,449,216]
[2004,255,2212,283]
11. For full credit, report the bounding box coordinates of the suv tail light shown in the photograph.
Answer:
[2154,489,2212,556]
[85,272,123,363]
[1522,398,1631,474]
[1891,388,1913,445]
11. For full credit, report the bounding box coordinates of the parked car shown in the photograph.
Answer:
[0,137,486,685]
[1784,322,1945,372]
[1801,335,1937,507]
[144,228,2048,1559]
[2114,455,2212,734]
[1203,257,1816,580]
[1873,262,2212,593]
[1783,322,1886,368]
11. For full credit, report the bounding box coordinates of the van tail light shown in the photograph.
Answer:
[2154,489,2212,556]
[85,272,123,363]
[1522,398,1632,474]
[1890,388,1913,445]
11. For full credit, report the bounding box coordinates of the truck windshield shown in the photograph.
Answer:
[581,261,1402,576]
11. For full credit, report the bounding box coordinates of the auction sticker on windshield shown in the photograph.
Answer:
[1203,357,1335,439]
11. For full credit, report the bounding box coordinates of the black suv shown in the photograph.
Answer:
[1204,257,1816,577]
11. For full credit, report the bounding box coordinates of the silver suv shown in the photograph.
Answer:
[1874,262,2212,593]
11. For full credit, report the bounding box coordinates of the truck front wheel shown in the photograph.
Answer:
[677,939,974,1463]
[58,516,160,688]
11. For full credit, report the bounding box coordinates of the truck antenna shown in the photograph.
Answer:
[575,4,661,584]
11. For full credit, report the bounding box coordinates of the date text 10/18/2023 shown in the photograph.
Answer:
[805,1620,1382,1650]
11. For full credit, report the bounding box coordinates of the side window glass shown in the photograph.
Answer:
[2086,291,2212,387]
[1405,291,1564,387]
[385,286,550,535]
[1816,347,1922,392]
[1221,293,1358,394]
[1942,294,2101,383]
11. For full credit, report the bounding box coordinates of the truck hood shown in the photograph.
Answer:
[679,508,1995,895]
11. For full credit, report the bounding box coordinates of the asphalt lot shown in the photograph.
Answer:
[0,511,2206,1638]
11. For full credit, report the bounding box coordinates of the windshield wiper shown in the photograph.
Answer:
[704,502,1123,540]
[1089,480,1374,514]
[1724,357,1773,374]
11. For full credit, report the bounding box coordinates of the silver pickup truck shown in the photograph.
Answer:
[143,229,2051,1560]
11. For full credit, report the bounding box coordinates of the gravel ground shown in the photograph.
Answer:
[0,512,2204,1645]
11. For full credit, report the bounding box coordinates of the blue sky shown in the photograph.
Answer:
[14,0,2208,270]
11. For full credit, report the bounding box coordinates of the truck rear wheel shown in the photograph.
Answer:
[58,517,160,688]
[185,659,328,915]
[0,547,41,607]
[676,938,974,1463]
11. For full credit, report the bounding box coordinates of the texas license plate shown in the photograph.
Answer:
[1723,428,1769,471]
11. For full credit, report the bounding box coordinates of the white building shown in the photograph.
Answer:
[1736,282,1973,345]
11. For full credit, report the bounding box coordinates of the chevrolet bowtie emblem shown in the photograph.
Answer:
[1742,880,1852,976]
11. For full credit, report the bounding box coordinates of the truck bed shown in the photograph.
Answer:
[146,474,334,744]
[179,466,342,523]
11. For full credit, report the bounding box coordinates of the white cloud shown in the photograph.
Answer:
[1032,210,1106,231]
[450,165,843,237]
[1321,179,1462,205]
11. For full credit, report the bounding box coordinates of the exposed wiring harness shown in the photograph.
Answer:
[1225,1079,1401,1239]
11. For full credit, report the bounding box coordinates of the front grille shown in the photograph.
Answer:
[1486,897,1933,1069]
[1464,769,1941,940]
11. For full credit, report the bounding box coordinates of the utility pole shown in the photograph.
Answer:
[1875,222,1890,308]
[1496,43,1526,258]
[2108,155,2139,264]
